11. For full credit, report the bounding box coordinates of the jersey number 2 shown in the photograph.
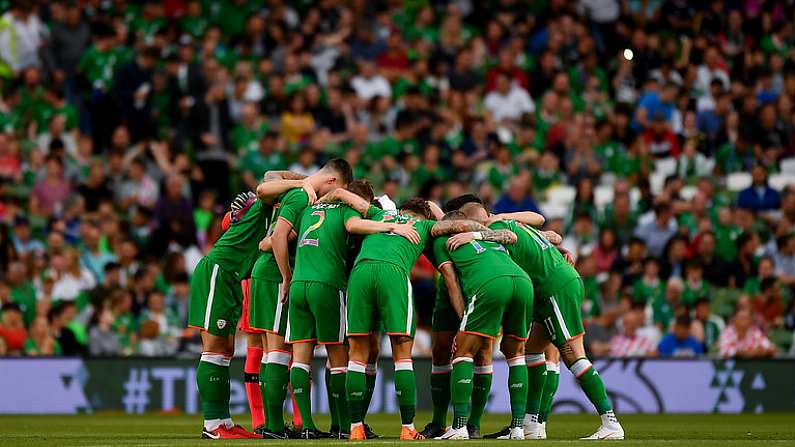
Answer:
[299,211,325,247]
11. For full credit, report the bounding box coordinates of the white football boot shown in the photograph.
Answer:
[580,411,624,440]
[540,422,547,439]
[436,426,469,440]
[523,414,544,439]
[496,427,525,440]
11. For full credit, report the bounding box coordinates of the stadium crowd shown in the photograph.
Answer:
[0,0,794,359]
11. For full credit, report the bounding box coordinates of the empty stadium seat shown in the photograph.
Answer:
[650,172,666,194]
[654,157,677,177]
[769,173,795,191]
[540,201,569,220]
[545,185,577,207]
[726,172,752,192]
[680,185,698,201]
[780,157,795,174]
[594,185,614,210]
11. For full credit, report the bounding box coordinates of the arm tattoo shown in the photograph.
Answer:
[431,219,489,236]
[264,170,306,181]
[479,229,517,245]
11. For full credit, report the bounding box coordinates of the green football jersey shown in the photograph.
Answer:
[354,209,435,275]
[435,234,528,298]
[207,199,272,281]
[250,188,309,281]
[292,203,361,290]
[490,220,579,298]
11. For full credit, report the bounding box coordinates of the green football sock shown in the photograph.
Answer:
[450,357,474,429]
[325,366,339,431]
[330,368,350,431]
[197,353,231,427]
[265,352,290,432]
[507,357,528,428]
[525,353,547,415]
[362,364,377,421]
[346,362,367,425]
[469,366,493,429]
[289,363,315,429]
[430,365,452,426]
[260,360,269,425]
[539,363,560,423]
[571,358,612,415]
[394,359,416,425]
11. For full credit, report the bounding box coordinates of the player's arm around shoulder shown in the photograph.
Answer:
[430,218,489,237]
[256,178,315,203]
[489,210,545,227]
[446,228,518,251]
[318,188,370,216]
[345,211,421,244]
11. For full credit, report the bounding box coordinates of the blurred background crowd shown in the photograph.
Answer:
[0,0,794,359]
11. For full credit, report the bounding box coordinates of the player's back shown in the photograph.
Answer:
[434,235,528,298]
[208,199,272,280]
[354,209,434,275]
[292,203,360,290]
[491,219,579,297]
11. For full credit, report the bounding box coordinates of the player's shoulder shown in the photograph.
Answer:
[282,186,309,202]
[489,218,514,229]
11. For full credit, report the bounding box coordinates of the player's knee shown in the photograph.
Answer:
[500,338,524,359]
[432,340,453,364]
[246,333,263,348]
[348,336,370,362]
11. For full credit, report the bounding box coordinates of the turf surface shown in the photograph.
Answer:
[2,412,794,446]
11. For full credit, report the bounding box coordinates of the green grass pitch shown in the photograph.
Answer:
[2,412,794,446]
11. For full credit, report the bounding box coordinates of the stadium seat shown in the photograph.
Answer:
[780,157,795,174]
[654,157,677,177]
[650,172,666,194]
[726,172,752,192]
[540,201,569,220]
[600,172,617,186]
[546,185,577,207]
[594,185,614,210]
[769,173,795,191]
[630,187,641,206]
[680,185,698,201]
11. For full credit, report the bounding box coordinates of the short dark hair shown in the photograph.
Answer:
[694,297,710,308]
[760,277,778,293]
[685,259,703,272]
[442,210,466,221]
[346,179,375,203]
[399,197,431,219]
[675,315,691,327]
[322,158,354,186]
[443,194,482,213]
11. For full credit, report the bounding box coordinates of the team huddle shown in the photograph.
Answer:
[187,158,625,441]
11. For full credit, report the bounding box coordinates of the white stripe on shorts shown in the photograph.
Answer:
[406,276,413,334]
[338,290,346,343]
[549,296,572,340]
[274,283,283,332]
[203,264,220,329]
[459,295,477,331]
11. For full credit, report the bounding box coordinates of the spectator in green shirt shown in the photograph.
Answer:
[633,257,666,304]
[682,260,711,306]
[24,316,61,356]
